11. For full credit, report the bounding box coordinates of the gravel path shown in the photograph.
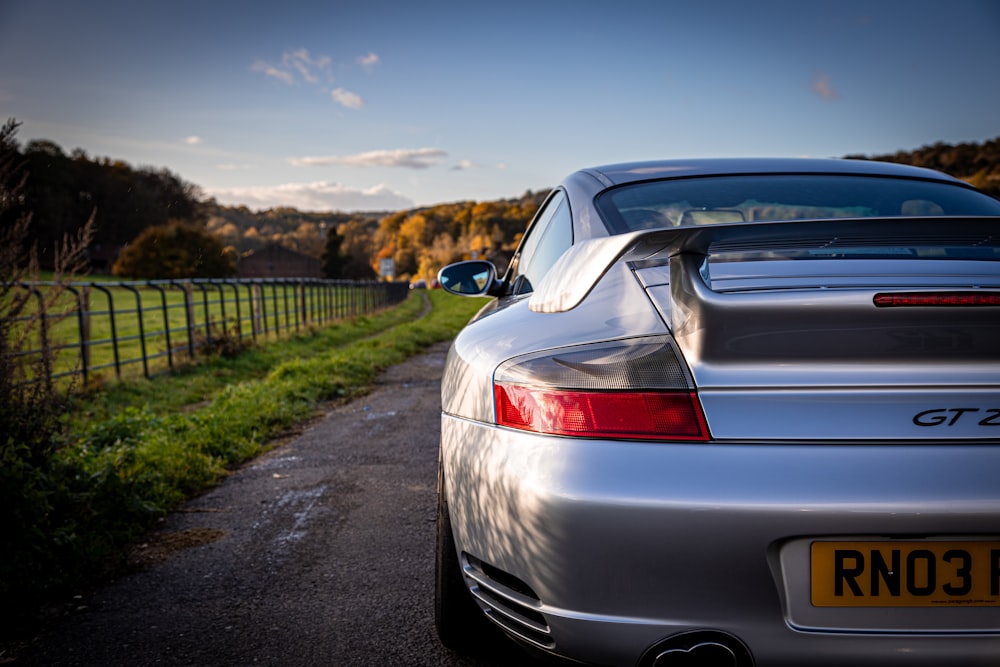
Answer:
[20,341,537,667]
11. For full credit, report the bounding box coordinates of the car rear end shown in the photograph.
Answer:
[639,232,1000,663]
[440,165,1000,665]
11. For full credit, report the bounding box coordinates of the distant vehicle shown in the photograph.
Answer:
[410,279,427,289]
[435,158,1000,666]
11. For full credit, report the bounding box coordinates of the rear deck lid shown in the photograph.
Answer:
[530,216,1000,440]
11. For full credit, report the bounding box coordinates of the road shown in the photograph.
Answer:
[21,341,540,666]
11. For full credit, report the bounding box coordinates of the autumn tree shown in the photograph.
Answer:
[288,222,326,258]
[847,137,1000,197]
[419,233,463,280]
[112,221,235,279]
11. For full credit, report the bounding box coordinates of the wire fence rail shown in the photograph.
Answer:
[11,277,411,387]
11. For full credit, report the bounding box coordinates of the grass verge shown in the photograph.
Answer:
[1,289,487,634]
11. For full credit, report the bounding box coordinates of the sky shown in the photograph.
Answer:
[1,0,998,213]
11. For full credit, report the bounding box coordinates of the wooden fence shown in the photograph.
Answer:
[10,278,411,386]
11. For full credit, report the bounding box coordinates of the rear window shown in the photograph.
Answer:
[597,174,1000,233]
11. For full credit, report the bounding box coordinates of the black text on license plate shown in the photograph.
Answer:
[811,541,1000,607]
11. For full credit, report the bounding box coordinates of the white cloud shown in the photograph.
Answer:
[812,73,840,101]
[283,48,332,84]
[357,52,380,70]
[331,87,364,109]
[252,48,333,86]
[251,59,295,85]
[183,135,203,145]
[204,181,414,212]
[450,159,480,171]
[252,49,374,110]
[290,148,447,170]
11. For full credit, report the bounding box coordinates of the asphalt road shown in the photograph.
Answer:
[21,341,540,667]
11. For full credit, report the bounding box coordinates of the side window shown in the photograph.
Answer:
[509,191,572,295]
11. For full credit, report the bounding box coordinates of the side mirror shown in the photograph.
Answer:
[437,260,499,297]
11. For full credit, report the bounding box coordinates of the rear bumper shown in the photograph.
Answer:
[441,413,1000,666]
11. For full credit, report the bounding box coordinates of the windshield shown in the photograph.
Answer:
[597,174,1000,233]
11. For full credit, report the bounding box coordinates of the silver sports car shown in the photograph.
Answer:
[434,158,1000,666]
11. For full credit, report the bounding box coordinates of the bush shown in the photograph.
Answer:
[112,220,236,279]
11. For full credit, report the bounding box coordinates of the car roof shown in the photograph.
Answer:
[578,157,965,188]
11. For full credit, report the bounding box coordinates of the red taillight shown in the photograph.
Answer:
[874,291,1000,307]
[495,384,710,441]
[493,336,710,441]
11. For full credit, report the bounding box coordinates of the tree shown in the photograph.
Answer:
[112,221,235,279]
[287,221,325,258]
[322,226,346,278]
[14,141,205,270]
[323,219,376,280]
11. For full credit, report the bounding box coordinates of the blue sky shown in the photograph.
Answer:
[1,0,998,212]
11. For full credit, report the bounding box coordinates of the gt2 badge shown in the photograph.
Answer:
[913,408,1000,427]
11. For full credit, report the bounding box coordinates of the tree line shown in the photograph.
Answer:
[2,133,204,272]
[847,137,1000,197]
[3,118,999,282]
[0,121,545,281]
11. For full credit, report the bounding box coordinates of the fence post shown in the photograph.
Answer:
[300,281,308,327]
[65,285,90,385]
[176,281,196,359]
[214,281,227,330]
[251,282,262,339]
[27,287,54,391]
[271,282,281,334]
[148,283,174,370]
[119,283,150,378]
[227,281,242,341]
[328,282,334,321]
[194,282,211,344]
[90,284,121,379]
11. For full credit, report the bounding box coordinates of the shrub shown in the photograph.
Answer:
[112,220,236,279]
[0,118,98,624]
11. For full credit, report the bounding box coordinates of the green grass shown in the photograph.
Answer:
[73,287,431,421]
[1,289,488,626]
[68,289,486,498]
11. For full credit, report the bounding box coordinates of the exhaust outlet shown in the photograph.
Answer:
[639,631,753,667]
[651,641,735,667]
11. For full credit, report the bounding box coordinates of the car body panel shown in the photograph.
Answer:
[576,157,970,187]
[699,388,1000,440]
[529,216,1000,314]
[437,158,1000,666]
[441,415,1000,665]
[442,262,668,423]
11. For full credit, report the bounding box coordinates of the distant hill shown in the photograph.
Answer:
[202,203,386,260]
[846,136,1000,197]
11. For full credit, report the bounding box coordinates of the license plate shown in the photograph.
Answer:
[811,541,1000,607]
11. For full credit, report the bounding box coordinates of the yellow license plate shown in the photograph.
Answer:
[811,541,1000,607]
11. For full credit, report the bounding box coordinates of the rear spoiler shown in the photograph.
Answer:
[528,216,1000,314]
